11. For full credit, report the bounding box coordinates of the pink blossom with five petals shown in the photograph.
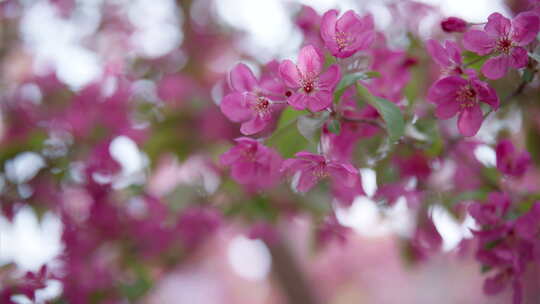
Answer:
[463,12,540,79]
[279,45,341,112]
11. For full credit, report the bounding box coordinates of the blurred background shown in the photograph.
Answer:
[0,0,536,303]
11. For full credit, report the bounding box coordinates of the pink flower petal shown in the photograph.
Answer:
[445,40,463,65]
[472,79,500,109]
[458,104,483,136]
[427,76,466,104]
[435,100,460,119]
[230,63,258,92]
[512,12,540,46]
[296,151,326,162]
[296,168,320,192]
[481,55,511,80]
[318,64,341,90]
[484,12,511,38]
[463,30,496,55]
[308,91,332,112]
[509,46,528,69]
[240,116,267,135]
[220,92,252,122]
[288,92,308,110]
[298,45,322,76]
[335,10,361,33]
[231,160,256,184]
[279,60,301,88]
[426,39,451,67]
[320,9,338,45]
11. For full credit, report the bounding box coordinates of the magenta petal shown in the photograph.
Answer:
[296,151,325,162]
[296,168,320,192]
[240,116,267,135]
[231,161,256,184]
[279,60,301,88]
[472,79,500,109]
[327,165,356,187]
[345,30,375,54]
[483,272,508,295]
[230,63,258,92]
[484,12,511,38]
[445,40,462,65]
[435,100,459,119]
[288,92,308,110]
[426,39,451,67]
[458,104,483,137]
[463,30,496,55]
[509,46,528,69]
[481,55,510,80]
[320,10,338,44]
[335,10,361,33]
[220,149,241,166]
[298,45,322,76]
[427,76,466,104]
[318,64,341,90]
[308,91,332,112]
[220,92,252,122]
[512,12,540,46]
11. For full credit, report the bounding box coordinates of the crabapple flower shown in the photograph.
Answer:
[441,17,467,33]
[463,12,540,79]
[426,39,463,76]
[220,137,282,190]
[281,151,357,193]
[468,193,540,304]
[496,139,531,177]
[427,73,499,136]
[279,45,341,112]
[320,10,375,58]
[220,63,283,135]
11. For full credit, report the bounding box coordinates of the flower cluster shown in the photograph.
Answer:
[1,1,540,303]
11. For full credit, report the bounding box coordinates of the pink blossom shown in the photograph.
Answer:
[427,73,499,136]
[279,45,341,112]
[496,139,531,177]
[281,151,357,193]
[426,39,463,76]
[441,17,467,33]
[220,137,283,190]
[220,63,284,135]
[463,12,540,79]
[468,193,539,304]
[177,207,222,250]
[320,10,375,58]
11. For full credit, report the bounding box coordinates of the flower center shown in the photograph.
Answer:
[335,31,349,51]
[496,37,513,55]
[456,85,477,109]
[312,161,328,178]
[253,97,271,117]
[302,79,315,94]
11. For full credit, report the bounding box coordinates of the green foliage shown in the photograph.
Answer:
[355,84,405,142]
[266,107,310,158]
[333,71,380,103]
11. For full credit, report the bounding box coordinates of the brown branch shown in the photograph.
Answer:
[267,240,320,304]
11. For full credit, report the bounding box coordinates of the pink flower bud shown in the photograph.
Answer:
[441,17,467,33]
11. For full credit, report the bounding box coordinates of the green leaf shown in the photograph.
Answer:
[334,71,380,103]
[276,107,308,129]
[462,51,489,70]
[328,119,341,134]
[522,68,535,83]
[297,112,329,143]
[266,107,309,157]
[355,84,405,142]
